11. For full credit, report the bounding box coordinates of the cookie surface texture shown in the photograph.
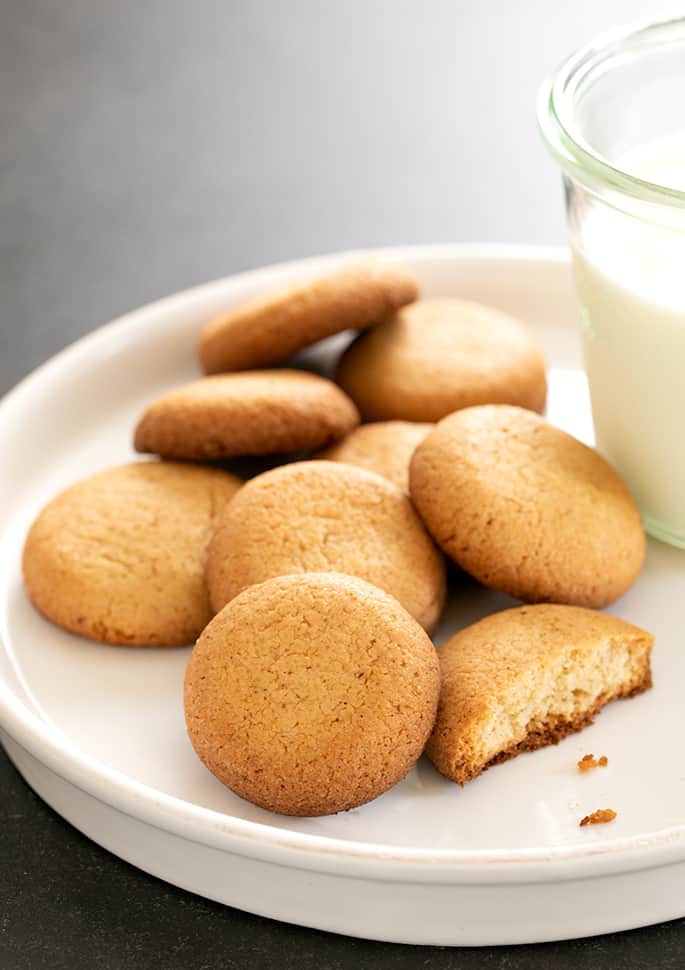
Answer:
[134,370,359,460]
[207,460,446,631]
[199,258,419,374]
[409,405,645,607]
[426,604,653,785]
[335,298,547,421]
[184,572,441,816]
[316,420,433,491]
[22,461,241,646]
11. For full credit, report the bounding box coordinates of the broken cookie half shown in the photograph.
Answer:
[426,604,653,785]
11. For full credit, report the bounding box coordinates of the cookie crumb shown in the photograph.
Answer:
[579,808,616,827]
[577,753,609,772]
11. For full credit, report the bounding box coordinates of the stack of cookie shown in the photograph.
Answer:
[22,256,654,818]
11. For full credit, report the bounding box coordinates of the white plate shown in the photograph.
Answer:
[2,245,685,947]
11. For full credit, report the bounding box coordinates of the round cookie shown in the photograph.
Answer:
[184,572,441,816]
[409,405,645,608]
[316,420,433,492]
[335,298,547,421]
[134,370,359,461]
[207,460,446,632]
[199,258,419,374]
[23,461,241,646]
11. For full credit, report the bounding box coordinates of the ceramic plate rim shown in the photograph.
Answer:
[2,242,684,885]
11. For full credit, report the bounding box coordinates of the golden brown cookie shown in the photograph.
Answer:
[184,572,441,816]
[22,461,241,646]
[199,258,419,374]
[335,298,547,421]
[316,420,433,492]
[426,604,653,785]
[207,460,446,632]
[134,370,359,461]
[409,405,645,607]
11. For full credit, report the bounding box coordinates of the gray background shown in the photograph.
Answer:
[2,0,682,396]
[3,2,685,967]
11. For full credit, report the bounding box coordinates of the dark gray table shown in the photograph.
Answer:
[2,3,683,966]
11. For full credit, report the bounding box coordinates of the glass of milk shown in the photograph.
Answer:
[539,17,685,549]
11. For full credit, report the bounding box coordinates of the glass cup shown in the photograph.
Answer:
[538,17,685,549]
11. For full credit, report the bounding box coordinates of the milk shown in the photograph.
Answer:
[572,134,685,546]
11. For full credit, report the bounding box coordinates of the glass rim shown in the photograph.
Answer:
[538,15,685,208]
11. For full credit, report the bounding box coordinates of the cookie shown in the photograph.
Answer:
[22,461,241,646]
[207,460,446,632]
[335,298,547,421]
[316,420,433,492]
[426,604,653,785]
[184,572,441,816]
[199,258,419,374]
[134,370,359,461]
[409,405,645,607]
